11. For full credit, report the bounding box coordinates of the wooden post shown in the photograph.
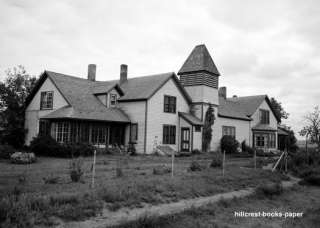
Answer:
[285,151,288,173]
[222,150,226,177]
[91,150,96,188]
[171,151,174,178]
[255,149,257,169]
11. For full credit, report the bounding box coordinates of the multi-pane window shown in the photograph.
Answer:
[40,91,53,109]
[164,95,176,113]
[163,125,176,144]
[256,135,265,147]
[39,120,50,136]
[260,109,270,124]
[91,125,107,144]
[269,133,276,148]
[79,123,90,143]
[56,122,69,143]
[195,126,201,132]
[130,123,138,142]
[110,94,117,106]
[222,126,236,138]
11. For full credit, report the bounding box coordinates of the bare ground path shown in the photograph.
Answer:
[58,176,300,228]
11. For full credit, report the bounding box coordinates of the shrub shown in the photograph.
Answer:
[29,135,95,158]
[241,140,255,155]
[303,174,320,186]
[43,175,60,184]
[189,161,202,171]
[153,165,171,175]
[116,167,123,178]
[210,152,222,168]
[191,149,201,155]
[69,158,84,182]
[220,135,239,154]
[256,182,283,198]
[0,144,15,159]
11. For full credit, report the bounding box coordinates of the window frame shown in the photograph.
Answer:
[163,95,176,113]
[259,109,270,124]
[39,120,51,137]
[194,125,201,132]
[222,126,236,138]
[40,91,54,110]
[110,93,117,106]
[55,122,69,143]
[163,125,176,144]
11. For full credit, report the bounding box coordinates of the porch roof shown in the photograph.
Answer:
[252,124,277,131]
[179,112,203,126]
[278,128,289,136]
[41,106,130,123]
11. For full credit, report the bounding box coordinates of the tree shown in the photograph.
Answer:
[202,104,215,152]
[299,106,320,149]
[287,129,298,152]
[0,65,37,148]
[270,97,289,122]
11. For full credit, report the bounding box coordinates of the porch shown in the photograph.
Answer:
[39,119,129,148]
[252,124,277,152]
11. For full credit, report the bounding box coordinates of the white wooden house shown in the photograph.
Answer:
[24,44,282,154]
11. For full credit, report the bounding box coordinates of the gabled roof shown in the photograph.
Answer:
[218,95,281,122]
[178,44,220,76]
[25,70,192,122]
[179,112,203,126]
[27,71,130,123]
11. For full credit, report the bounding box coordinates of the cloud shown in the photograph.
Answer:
[0,0,319,138]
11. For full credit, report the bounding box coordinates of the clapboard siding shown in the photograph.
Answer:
[25,77,69,145]
[146,78,190,154]
[118,101,146,153]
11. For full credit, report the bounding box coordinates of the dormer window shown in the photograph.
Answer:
[40,91,53,110]
[259,109,270,124]
[110,94,117,106]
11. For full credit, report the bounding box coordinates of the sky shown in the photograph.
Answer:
[0,0,319,138]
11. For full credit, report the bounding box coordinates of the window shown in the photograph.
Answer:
[164,95,176,113]
[40,91,53,109]
[222,126,236,138]
[110,94,117,106]
[39,120,50,136]
[260,109,270,124]
[256,135,265,147]
[55,122,69,143]
[130,123,138,142]
[195,126,201,132]
[269,133,276,148]
[163,125,176,144]
[91,125,107,144]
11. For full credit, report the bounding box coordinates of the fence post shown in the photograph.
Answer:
[171,151,174,178]
[91,150,96,188]
[222,150,226,177]
[254,149,257,170]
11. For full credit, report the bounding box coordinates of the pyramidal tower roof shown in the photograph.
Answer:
[178,44,220,76]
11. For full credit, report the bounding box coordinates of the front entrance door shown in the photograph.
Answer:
[181,128,190,152]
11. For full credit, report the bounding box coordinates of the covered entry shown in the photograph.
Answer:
[181,127,190,152]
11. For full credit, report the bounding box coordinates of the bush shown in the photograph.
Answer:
[43,175,60,184]
[29,135,95,158]
[210,152,222,168]
[189,161,202,171]
[256,182,283,198]
[303,174,320,186]
[69,158,84,182]
[191,149,201,155]
[0,144,15,159]
[220,135,239,154]
[116,167,123,178]
[241,140,255,154]
[153,165,171,175]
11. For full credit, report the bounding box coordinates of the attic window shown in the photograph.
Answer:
[110,94,117,106]
[164,95,176,113]
[260,109,270,124]
[40,91,53,110]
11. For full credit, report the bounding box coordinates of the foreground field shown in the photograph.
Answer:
[113,185,320,228]
[0,154,288,226]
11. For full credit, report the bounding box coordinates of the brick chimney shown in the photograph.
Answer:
[218,87,227,99]
[88,64,96,81]
[120,64,128,84]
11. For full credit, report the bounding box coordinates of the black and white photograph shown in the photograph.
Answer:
[0,0,319,227]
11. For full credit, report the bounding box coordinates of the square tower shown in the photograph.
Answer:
[178,44,220,120]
